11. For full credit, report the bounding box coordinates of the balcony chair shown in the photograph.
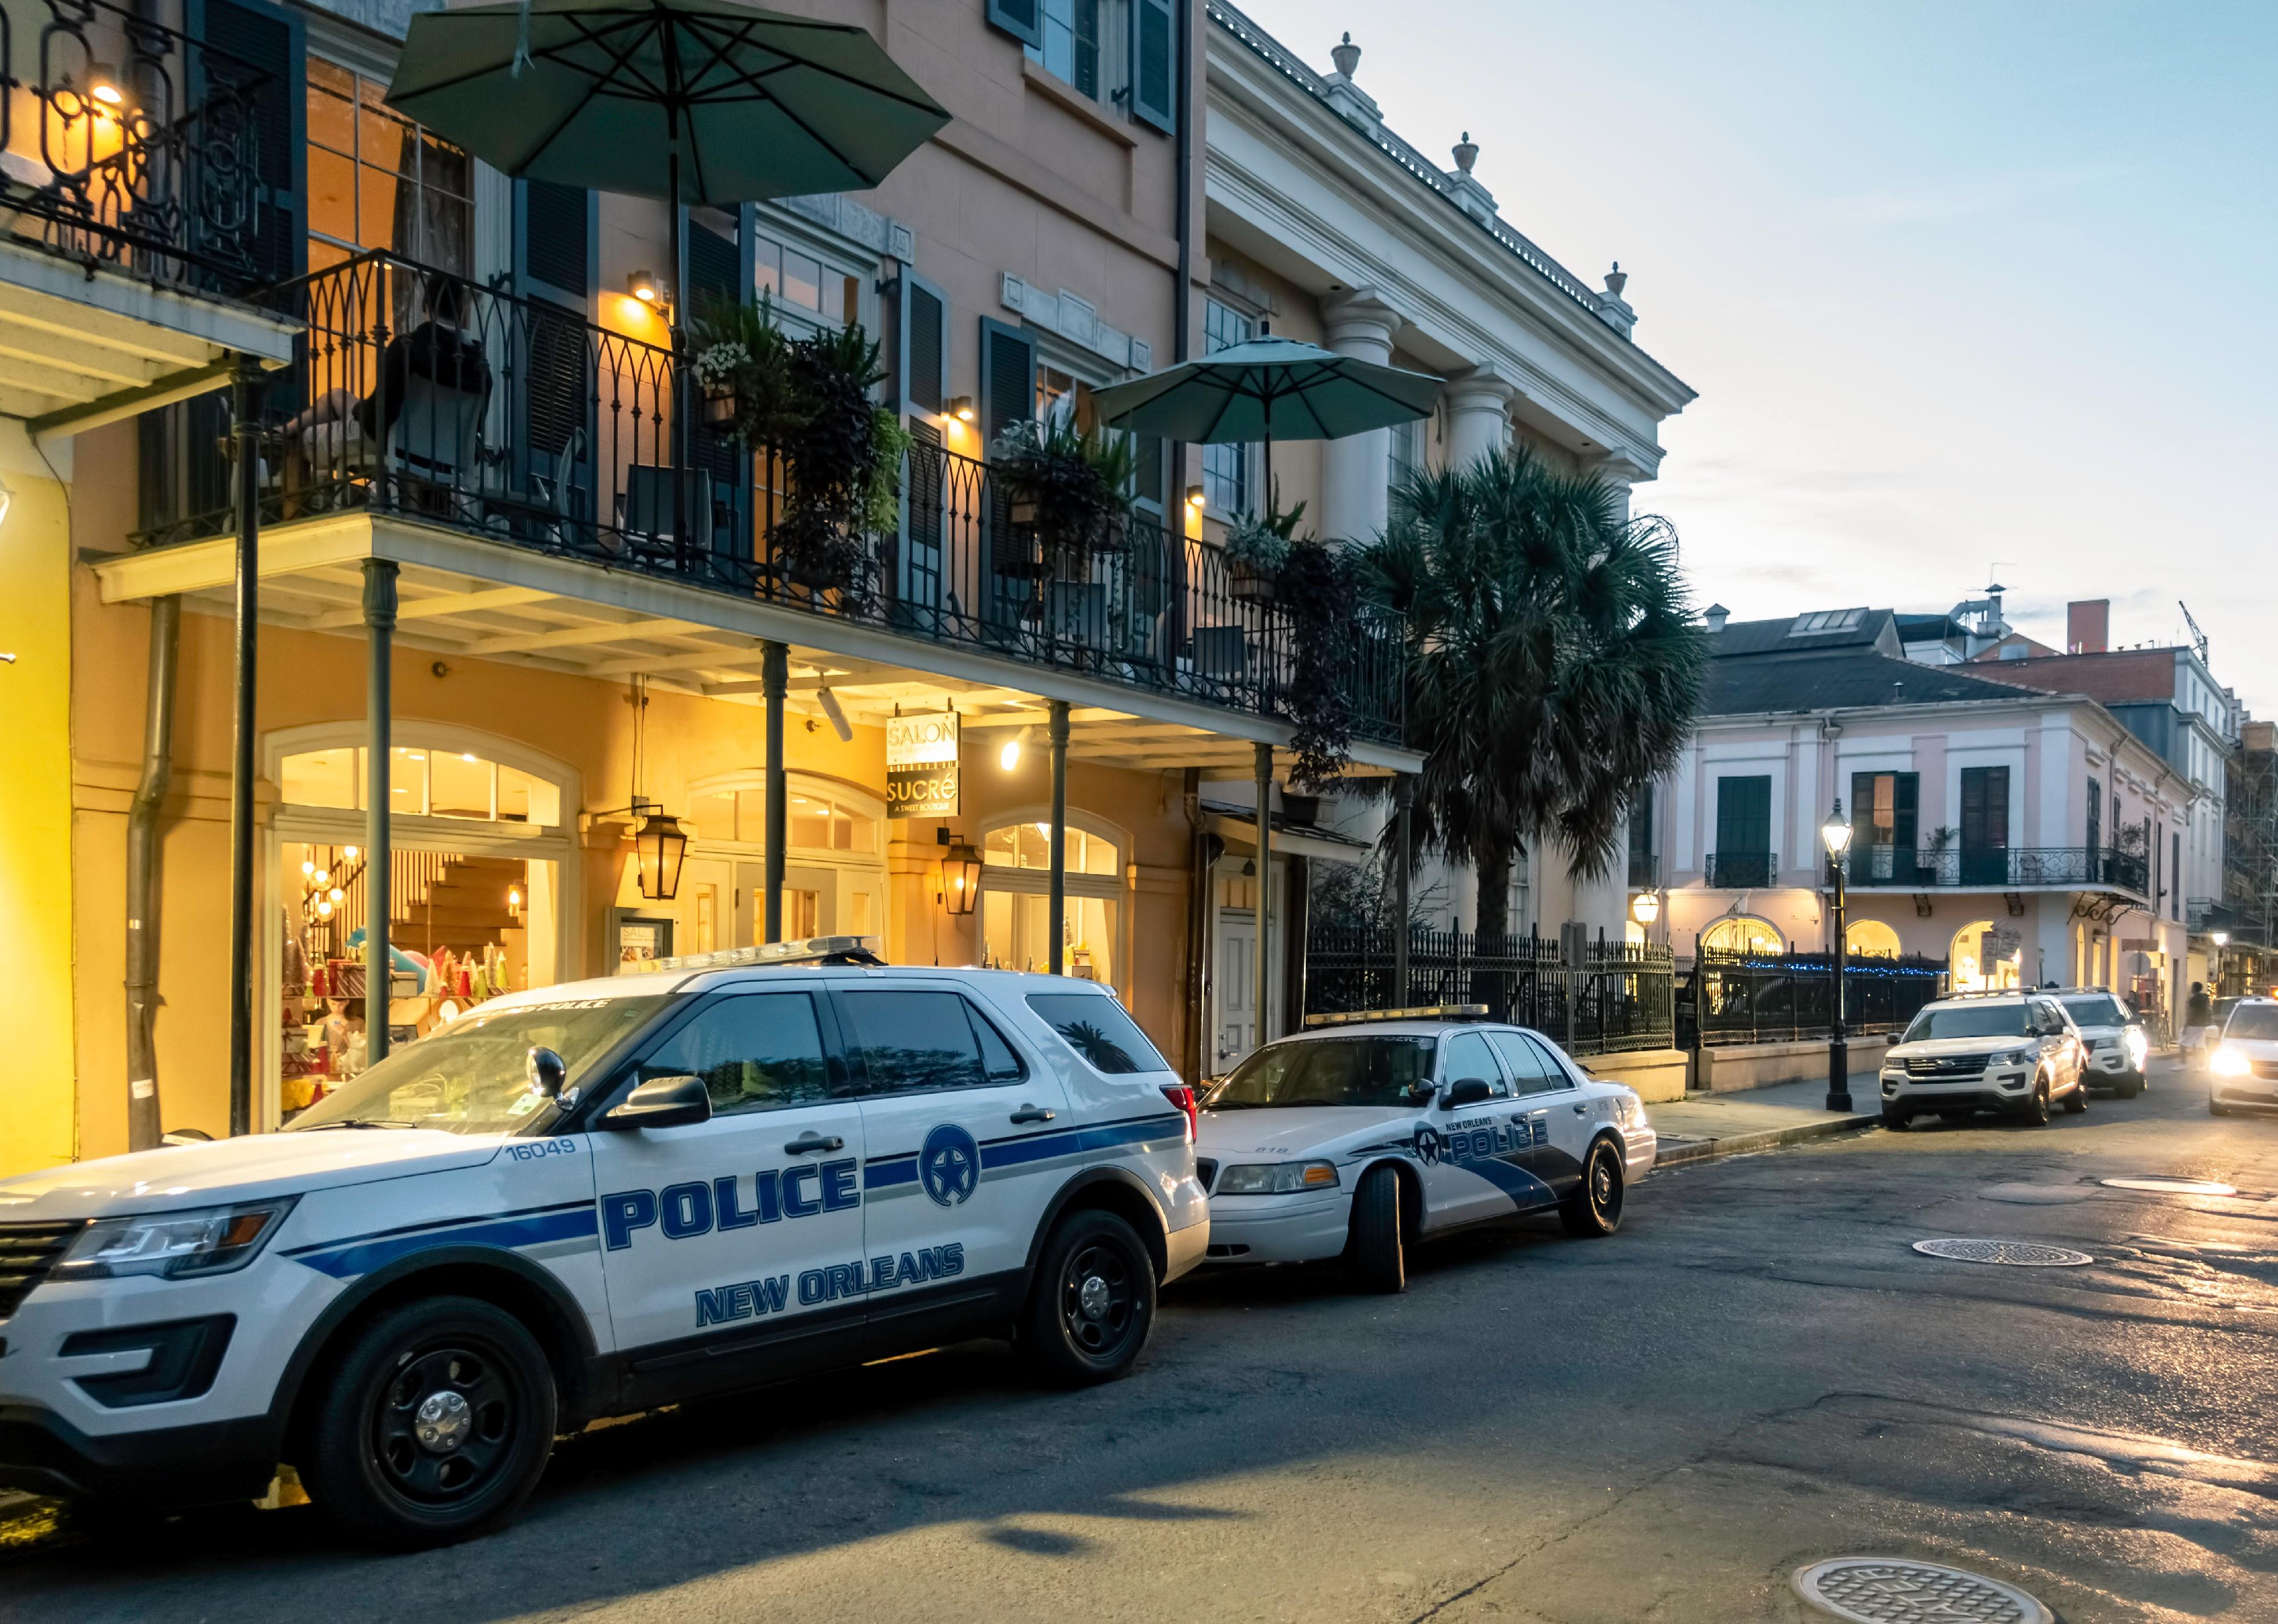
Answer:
[382,374,491,523]
[614,465,714,566]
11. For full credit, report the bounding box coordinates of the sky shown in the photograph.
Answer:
[1233,0,2278,711]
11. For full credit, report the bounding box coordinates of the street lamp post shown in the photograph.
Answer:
[1821,798,1854,1112]
[2212,929,2230,998]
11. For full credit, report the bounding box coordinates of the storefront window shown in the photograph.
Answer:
[278,744,561,826]
[979,822,1122,982]
[686,785,876,851]
[984,823,1118,875]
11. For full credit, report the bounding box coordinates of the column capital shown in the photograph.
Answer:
[1321,287,1402,361]
[1591,447,1656,485]
[1442,364,1517,413]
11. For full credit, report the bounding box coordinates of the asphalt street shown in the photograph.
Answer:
[5,1056,2275,1623]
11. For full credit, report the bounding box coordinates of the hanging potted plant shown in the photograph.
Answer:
[989,418,1135,573]
[776,321,886,590]
[687,296,793,441]
[1275,533,1359,786]
[1223,495,1305,604]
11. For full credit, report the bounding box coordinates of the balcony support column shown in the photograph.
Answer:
[1255,742,1273,1045]
[226,354,261,1136]
[1048,700,1069,973]
[1319,290,1402,545]
[763,640,787,942]
[363,559,398,1067]
[1392,774,1412,1005]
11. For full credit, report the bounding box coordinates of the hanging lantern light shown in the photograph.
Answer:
[941,839,982,916]
[633,805,688,900]
[1631,889,1661,927]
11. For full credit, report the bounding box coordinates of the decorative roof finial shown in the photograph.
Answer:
[1331,32,1361,77]
[1452,131,1478,174]
[1604,260,1628,299]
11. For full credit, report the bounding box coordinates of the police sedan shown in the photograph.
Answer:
[1195,1008,1656,1292]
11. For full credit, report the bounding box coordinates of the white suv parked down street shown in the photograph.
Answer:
[0,940,1207,1548]
[2208,997,2278,1115]
[2051,989,2151,1097]
[1878,993,2090,1128]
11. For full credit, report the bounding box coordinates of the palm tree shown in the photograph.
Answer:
[1358,448,1705,944]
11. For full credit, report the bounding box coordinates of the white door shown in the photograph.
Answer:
[832,983,1072,1309]
[589,988,866,1389]
[678,858,733,956]
[1423,1029,1531,1227]
[1216,909,1257,1072]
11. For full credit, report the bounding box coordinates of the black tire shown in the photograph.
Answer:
[1019,1209,1155,1385]
[2114,1076,2143,1099]
[1881,1107,1909,1131]
[300,1295,556,1550]
[1559,1139,1625,1238]
[2061,1078,2089,1114]
[2015,1075,2052,1126]
[2211,1101,2233,1117]
[1346,1164,1407,1293]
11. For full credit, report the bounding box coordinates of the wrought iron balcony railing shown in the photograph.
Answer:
[0,0,279,293]
[132,251,1405,744]
[1845,845,2149,895]
[1704,851,1776,889]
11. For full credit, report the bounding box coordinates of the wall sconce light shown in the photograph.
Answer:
[631,799,688,900]
[946,395,976,424]
[999,725,1029,772]
[508,885,523,920]
[941,838,981,915]
[1185,484,1205,511]
[627,269,664,305]
[89,64,124,109]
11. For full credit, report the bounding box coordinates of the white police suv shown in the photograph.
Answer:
[1877,991,2089,1127]
[2208,996,2278,1115]
[2049,987,2151,1097]
[1195,1007,1656,1292]
[0,940,1205,1548]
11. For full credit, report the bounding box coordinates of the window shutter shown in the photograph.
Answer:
[1893,773,1919,852]
[189,0,305,289]
[1130,0,1176,134]
[903,275,947,416]
[986,0,1043,48]
[512,180,596,462]
[686,217,739,319]
[519,179,592,305]
[978,317,1037,453]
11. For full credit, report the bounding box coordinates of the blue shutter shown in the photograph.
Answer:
[188,0,304,291]
[977,317,1037,453]
[900,273,949,417]
[1130,0,1176,134]
[987,0,1043,48]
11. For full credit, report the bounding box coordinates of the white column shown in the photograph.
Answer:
[1320,288,1403,545]
[1442,365,1515,472]
[1592,450,1651,527]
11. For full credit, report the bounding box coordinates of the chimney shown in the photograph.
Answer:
[2067,598,2110,656]
[1704,603,1730,634]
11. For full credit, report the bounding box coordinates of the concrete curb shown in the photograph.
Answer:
[1654,1112,1881,1168]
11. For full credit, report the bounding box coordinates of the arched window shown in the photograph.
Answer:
[684,776,881,857]
[977,815,1126,985]
[1950,919,2020,991]
[1700,916,1784,956]
[1845,920,1902,959]
[279,739,562,825]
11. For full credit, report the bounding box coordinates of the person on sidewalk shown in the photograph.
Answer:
[2185,980,2215,1068]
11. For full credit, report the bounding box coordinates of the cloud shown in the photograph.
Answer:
[1828,162,2140,227]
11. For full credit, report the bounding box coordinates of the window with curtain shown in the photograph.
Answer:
[306,59,472,276]
[1849,771,1918,881]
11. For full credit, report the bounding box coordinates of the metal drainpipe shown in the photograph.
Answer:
[1182,768,1207,1084]
[124,594,180,1152]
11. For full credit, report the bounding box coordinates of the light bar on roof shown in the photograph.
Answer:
[1304,1004,1489,1029]
[620,935,885,975]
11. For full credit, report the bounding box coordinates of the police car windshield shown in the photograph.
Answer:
[1208,1036,1434,1109]
[287,995,666,1135]
[1902,1003,2034,1043]
[2226,1005,2278,1041]
[2057,994,2128,1028]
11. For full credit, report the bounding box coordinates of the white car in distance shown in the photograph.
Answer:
[1195,1008,1657,1292]
[2208,997,2278,1115]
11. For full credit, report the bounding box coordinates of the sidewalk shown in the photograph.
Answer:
[1648,1075,1881,1168]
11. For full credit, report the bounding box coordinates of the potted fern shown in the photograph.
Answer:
[1223,494,1305,603]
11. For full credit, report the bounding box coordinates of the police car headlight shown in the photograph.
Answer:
[2124,1028,2150,1068]
[1214,1161,1339,1195]
[2212,1044,2251,1078]
[54,1196,298,1282]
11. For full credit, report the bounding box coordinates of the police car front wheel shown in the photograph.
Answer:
[1559,1140,1624,1238]
[1021,1210,1156,1385]
[301,1295,558,1549]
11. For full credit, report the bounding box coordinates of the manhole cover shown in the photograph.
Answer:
[1912,1238,2093,1266]
[2101,1177,2236,1195]
[1794,1557,2053,1623]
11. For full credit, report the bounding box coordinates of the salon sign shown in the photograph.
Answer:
[886,711,960,818]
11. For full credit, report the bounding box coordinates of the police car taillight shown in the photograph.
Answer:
[1161,1085,1197,1142]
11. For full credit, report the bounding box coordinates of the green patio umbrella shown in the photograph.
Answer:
[1088,334,1441,510]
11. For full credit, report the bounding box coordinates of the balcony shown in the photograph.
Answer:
[0,0,298,426]
[129,252,1404,744]
[1846,846,2149,895]
[1704,851,1776,889]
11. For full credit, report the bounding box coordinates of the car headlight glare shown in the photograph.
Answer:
[2212,1045,2251,1078]
[2124,1028,2149,1067]
[1213,1160,1339,1195]
[54,1197,297,1281]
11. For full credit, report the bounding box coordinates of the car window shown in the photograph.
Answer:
[1488,1030,1567,1095]
[2058,994,2127,1027]
[1902,1003,2032,1042]
[1521,1033,1579,1091]
[1440,1032,1506,1096]
[836,989,1024,1095]
[639,992,832,1115]
[1026,992,1172,1075]
[2226,1005,2278,1041]
[1207,1037,1433,1109]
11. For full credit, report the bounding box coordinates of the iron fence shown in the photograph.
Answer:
[0,0,279,293]
[1305,925,1675,1056]
[132,251,1405,742]
[1687,948,1944,1047]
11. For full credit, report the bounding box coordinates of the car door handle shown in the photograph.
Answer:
[1009,1105,1056,1124]
[783,1132,843,1155]
[1572,1103,1589,1115]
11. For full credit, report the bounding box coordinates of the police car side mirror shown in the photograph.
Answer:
[527,1046,569,1097]
[1444,1077,1493,1109]
[602,1074,711,1131]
